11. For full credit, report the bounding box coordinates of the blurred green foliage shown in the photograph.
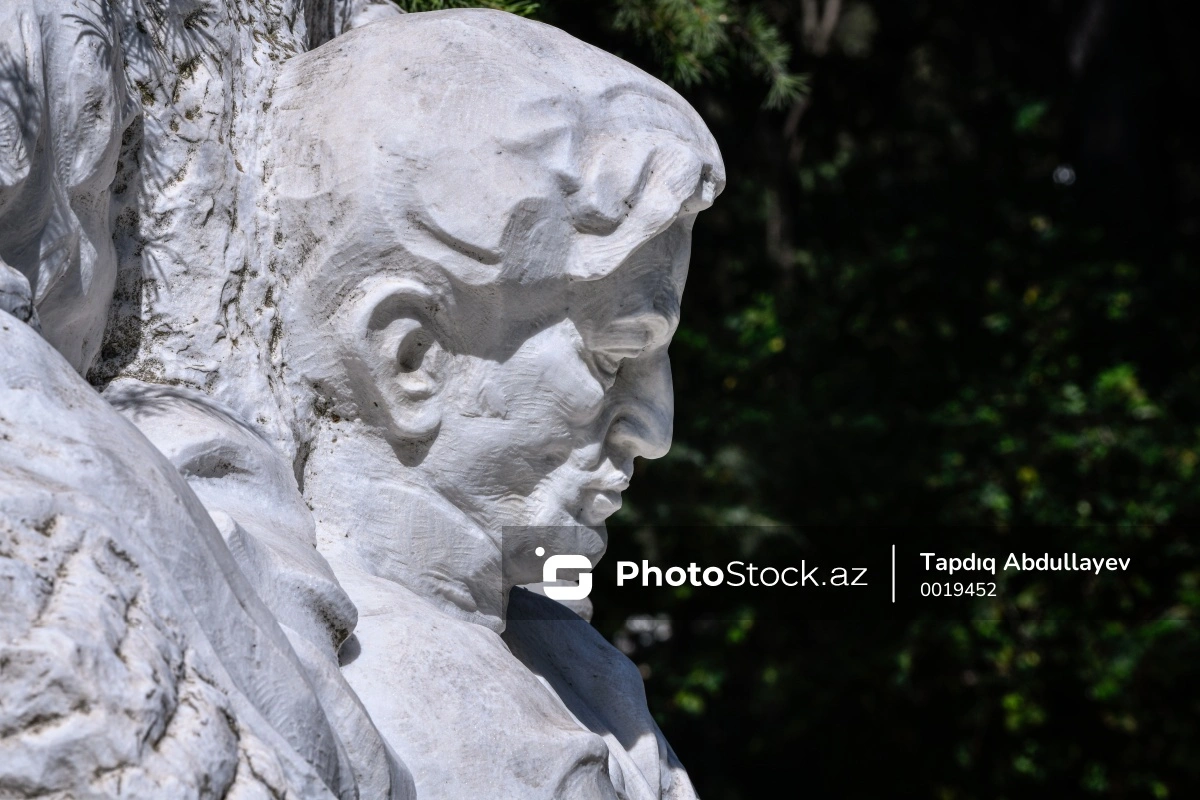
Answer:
[397,0,1200,796]
[609,0,808,107]
[393,0,540,17]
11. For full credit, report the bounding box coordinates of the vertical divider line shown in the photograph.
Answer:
[891,544,895,604]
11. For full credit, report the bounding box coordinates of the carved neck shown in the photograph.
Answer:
[303,422,507,633]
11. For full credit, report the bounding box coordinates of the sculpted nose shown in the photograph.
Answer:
[604,349,674,462]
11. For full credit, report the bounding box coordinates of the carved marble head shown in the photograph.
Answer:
[267,10,723,585]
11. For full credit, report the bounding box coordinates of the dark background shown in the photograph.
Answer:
[408,2,1200,796]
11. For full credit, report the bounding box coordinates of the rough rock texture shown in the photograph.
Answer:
[94,0,317,461]
[87,0,394,445]
[0,0,392,387]
[0,316,345,799]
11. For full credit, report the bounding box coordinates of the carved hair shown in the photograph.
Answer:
[263,10,724,453]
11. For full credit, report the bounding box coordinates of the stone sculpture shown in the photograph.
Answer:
[1,4,723,799]
[2,2,411,795]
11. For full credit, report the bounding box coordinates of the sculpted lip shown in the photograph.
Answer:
[585,489,623,521]
[574,473,629,524]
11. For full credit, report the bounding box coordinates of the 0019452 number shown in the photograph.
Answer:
[920,582,997,597]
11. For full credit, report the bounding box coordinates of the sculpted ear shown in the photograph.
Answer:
[343,279,449,442]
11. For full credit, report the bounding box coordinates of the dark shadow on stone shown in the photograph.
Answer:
[338,633,362,667]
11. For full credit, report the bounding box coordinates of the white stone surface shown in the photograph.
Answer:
[2,2,414,797]
[265,13,723,797]
[0,317,348,798]
[0,0,131,368]
[1,5,723,799]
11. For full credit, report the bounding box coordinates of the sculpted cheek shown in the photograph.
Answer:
[539,358,605,423]
[505,324,606,427]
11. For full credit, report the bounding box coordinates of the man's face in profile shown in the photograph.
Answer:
[423,220,691,565]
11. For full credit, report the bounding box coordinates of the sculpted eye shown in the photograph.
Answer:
[583,323,658,386]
